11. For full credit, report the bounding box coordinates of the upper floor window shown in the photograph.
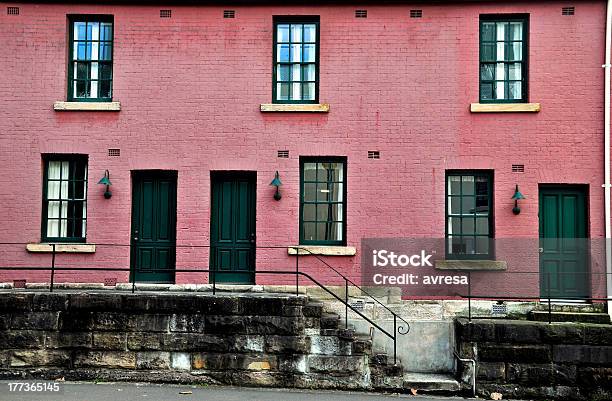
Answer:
[446,171,493,259]
[68,16,113,101]
[42,155,88,242]
[273,17,319,103]
[300,157,346,245]
[479,15,528,103]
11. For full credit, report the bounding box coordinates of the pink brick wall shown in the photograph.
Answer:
[0,2,607,298]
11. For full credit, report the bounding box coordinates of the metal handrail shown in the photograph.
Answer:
[0,242,410,365]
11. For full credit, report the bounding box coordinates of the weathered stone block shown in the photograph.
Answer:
[73,351,136,369]
[455,318,495,342]
[351,338,372,355]
[0,314,10,330]
[302,303,323,318]
[160,333,228,352]
[11,312,59,330]
[0,294,33,311]
[370,353,388,365]
[171,352,191,370]
[92,312,129,331]
[196,296,242,315]
[92,333,127,350]
[127,314,169,332]
[577,367,612,387]
[553,345,612,365]
[70,293,122,311]
[45,332,92,349]
[494,321,541,344]
[479,344,552,363]
[59,311,93,331]
[204,316,246,334]
[506,363,555,385]
[127,333,162,350]
[169,314,205,333]
[232,335,265,353]
[310,335,352,356]
[10,350,70,367]
[0,330,44,349]
[192,353,277,371]
[32,293,68,311]
[240,298,284,316]
[457,341,475,359]
[540,323,585,344]
[308,355,365,374]
[136,351,171,369]
[584,325,612,345]
[281,306,302,317]
[278,355,308,373]
[245,316,304,335]
[477,362,506,381]
[265,336,310,354]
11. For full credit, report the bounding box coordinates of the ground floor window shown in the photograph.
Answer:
[446,170,493,259]
[42,155,88,242]
[300,157,347,245]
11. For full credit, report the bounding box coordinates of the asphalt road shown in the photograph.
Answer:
[0,382,494,401]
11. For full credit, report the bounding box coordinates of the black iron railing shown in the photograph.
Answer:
[0,242,410,364]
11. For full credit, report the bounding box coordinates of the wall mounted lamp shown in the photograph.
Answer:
[98,170,113,199]
[511,184,525,215]
[270,171,282,201]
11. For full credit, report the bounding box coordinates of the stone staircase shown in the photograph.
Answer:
[529,304,610,324]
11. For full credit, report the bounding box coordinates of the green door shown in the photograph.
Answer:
[130,171,177,283]
[539,186,589,299]
[210,172,256,284]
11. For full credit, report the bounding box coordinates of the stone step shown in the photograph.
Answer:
[402,373,461,393]
[529,311,611,324]
[320,312,341,329]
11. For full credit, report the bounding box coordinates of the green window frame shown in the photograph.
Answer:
[479,15,528,103]
[42,155,88,243]
[445,171,494,259]
[273,16,320,104]
[68,15,114,102]
[300,157,347,246]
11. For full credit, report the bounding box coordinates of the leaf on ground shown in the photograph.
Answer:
[410,388,418,395]
[490,392,503,400]
[55,377,65,382]
[179,391,193,395]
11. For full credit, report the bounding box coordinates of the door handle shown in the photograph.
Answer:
[250,233,255,243]
[133,230,139,241]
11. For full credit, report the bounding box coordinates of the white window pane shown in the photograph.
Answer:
[61,161,69,179]
[276,83,289,100]
[496,63,506,80]
[291,83,302,100]
[48,161,62,179]
[61,180,69,199]
[47,181,60,199]
[303,64,315,81]
[82,201,87,218]
[303,83,315,100]
[61,201,68,218]
[303,25,316,42]
[60,219,67,237]
[509,22,522,41]
[48,201,60,218]
[291,64,301,81]
[47,220,59,237]
[91,41,99,61]
[509,82,522,99]
[291,44,302,62]
[496,42,505,61]
[496,22,505,41]
[495,81,505,99]
[91,62,99,80]
[74,22,86,40]
[277,24,289,42]
[290,24,302,42]
[509,63,521,80]
[91,22,100,41]
[509,43,522,61]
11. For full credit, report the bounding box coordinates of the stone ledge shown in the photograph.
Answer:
[260,103,329,112]
[470,102,541,113]
[53,101,121,111]
[287,246,356,256]
[26,243,96,253]
[435,260,507,271]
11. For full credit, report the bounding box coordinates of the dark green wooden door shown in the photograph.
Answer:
[130,171,177,283]
[210,172,256,283]
[539,186,589,299]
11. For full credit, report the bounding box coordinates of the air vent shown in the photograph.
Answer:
[104,277,117,287]
[355,10,367,18]
[160,9,172,18]
[277,150,289,158]
[562,7,575,15]
[13,279,26,288]
[410,9,423,18]
[512,164,525,173]
[224,10,235,18]
[368,151,380,159]
[108,148,121,157]
[7,6,19,15]
[491,302,508,315]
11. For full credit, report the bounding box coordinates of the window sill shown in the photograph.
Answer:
[54,101,121,111]
[435,260,507,271]
[26,243,96,253]
[260,103,330,113]
[288,245,356,256]
[470,103,540,113]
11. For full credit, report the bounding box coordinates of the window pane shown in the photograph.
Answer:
[448,217,461,235]
[481,22,496,42]
[290,24,302,42]
[277,44,290,62]
[317,183,330,202]
[496,42,505,61]
[303,24,316,42]
[303,44,316,62]
[303,204,315,221]
[475,237,490,255]
[508,42,522,61]
[508,63,521,80]
[277,24,289,43]
[480,64,494,81]
[448,196,461,215]
[447,175,461,195]
[278,65,290,81]
[462,196,475,214]
[496,22,506,41]
[509,81,522,100]
[495,81,505,99]
[303,163,317,181]
[462,218,475,235]
[303,83,315,100]
[476,218,489,235]
[303,64,315,81]
[291,64,301,82]
[100,80,112,98]
[99,63,112,80]
[496,63,506,80]
[461,176,475,195]
[100,23,113,41]
[480,83,493,100]
[74,22,86,41]
[75,80,89,98]
[481,43,496,62]
[464,237,476,255]
[303,222,316,241]
[304,183,316,202]
[317,204,329,221]
[290,44,302,62]
[509,22,523,41]
[99,43,112,60]
[475,176,489,196]
[276,83,289,100]
[291,82,302,100]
